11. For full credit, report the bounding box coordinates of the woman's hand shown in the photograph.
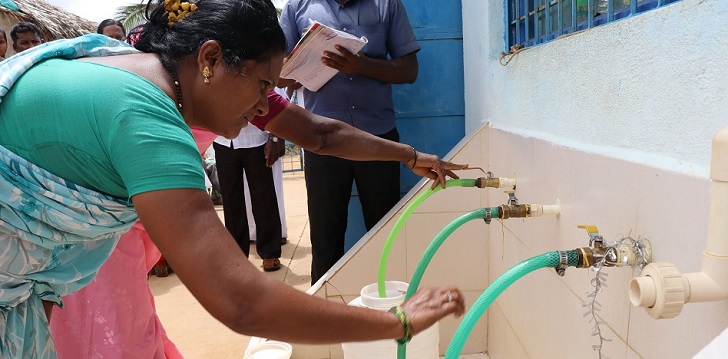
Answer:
[264,136,286,167]
[400,287,465,336]
[409,151,469,189]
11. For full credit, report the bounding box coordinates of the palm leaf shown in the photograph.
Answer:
[113,0,284,31]
[115,2,148,32]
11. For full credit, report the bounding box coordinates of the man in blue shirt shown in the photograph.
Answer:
[279,0,420,284]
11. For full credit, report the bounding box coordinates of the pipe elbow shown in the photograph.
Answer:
[629,262,686,319]
[629,256,728,319]
[684,253,728,303]
[710,127,728,181]
[683,271,728,304]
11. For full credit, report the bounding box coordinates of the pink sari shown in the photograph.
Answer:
[50,128,217,359]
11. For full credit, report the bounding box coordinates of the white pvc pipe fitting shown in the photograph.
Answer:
[529,204,560,217]
[629,127,728,319]
[496,177,517,188]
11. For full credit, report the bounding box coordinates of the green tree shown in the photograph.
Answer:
[114,3,147,33]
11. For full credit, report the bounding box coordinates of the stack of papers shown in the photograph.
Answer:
[281,21,368,92]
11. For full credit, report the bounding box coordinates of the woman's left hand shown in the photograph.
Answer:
[264,136,286,167]
[408,151,469,189]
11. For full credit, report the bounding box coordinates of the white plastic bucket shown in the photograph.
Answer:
[341,281,439,359]
[244,340,292,359]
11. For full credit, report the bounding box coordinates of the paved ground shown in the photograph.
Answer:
[150,172,312,358]
[150,172,490,359]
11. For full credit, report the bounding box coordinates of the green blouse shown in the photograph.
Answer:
[0,58,205,199]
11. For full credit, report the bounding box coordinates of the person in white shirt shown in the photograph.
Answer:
[243,157,288,246]
[213,124,287,271]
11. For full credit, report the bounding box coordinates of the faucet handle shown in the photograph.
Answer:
[577,225,603,246]
[577,224,598,233]
[504,190,518,205]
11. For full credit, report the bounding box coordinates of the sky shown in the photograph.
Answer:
[45,0,137,23]
[46,0,287,24]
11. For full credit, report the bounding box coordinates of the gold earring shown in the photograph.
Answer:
[202,66,211,84]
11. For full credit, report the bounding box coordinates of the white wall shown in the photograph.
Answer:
[464,0,728,177]
[460,0,728,358]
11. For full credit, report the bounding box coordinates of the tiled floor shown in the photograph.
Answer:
[150,172,490,358]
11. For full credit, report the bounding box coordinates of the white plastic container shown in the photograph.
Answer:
[244,340,292,359]
[341,281,440,359]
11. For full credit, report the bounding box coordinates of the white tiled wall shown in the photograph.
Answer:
[486,127,728,359]
[298,125,728,358]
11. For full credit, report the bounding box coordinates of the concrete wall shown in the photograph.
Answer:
[485,126,726,358]
[460,0,728,357]
[463,0,728,177]
[296,0,728,357]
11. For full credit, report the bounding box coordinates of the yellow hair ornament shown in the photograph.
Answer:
[165,0,198,27]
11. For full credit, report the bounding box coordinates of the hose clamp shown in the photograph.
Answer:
[484,207,492,224]
[555,251,569,276]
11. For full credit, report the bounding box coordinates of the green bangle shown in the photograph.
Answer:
[389,305,413,344]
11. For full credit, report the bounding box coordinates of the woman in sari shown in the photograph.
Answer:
[0,0,466,357]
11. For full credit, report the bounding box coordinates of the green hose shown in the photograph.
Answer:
[396,207,501,359]
[444,251,580,359]
[405,207,501,299]
[377,178,478,297]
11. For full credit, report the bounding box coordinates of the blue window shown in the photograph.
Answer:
[505,0,682,51]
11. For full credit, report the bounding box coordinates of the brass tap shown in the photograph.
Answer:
[576,225,652,268]
[499,204,531,219]
[475,172,517,190]
[476,172,503,189]
[577,225,606,267]
[504,189,519,205]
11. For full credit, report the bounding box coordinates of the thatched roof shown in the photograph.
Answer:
[0,0,96,41]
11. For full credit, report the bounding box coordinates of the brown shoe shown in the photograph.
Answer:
[262,258,281,272]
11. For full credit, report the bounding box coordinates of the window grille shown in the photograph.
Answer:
[505,0,682,51]
[282,142,304,173]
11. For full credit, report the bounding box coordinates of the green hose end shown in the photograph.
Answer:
[451,178,477,188]
[485,206,502,223]
[377,179,482,297]
[567,250,580,267]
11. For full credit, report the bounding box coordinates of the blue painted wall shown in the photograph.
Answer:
[345,0,466,250]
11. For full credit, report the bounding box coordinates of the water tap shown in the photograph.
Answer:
[475,172,517,189]
[504,189,519,206]
[576,225,652,268]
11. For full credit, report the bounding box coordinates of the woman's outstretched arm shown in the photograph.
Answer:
[264,104,469,189]
[133,188,465,344]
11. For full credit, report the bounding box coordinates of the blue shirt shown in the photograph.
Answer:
[280,0,420,135]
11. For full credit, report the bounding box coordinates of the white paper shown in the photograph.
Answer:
[281,21,368,92]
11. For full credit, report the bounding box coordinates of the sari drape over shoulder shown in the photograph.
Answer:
[0,35,139,358]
